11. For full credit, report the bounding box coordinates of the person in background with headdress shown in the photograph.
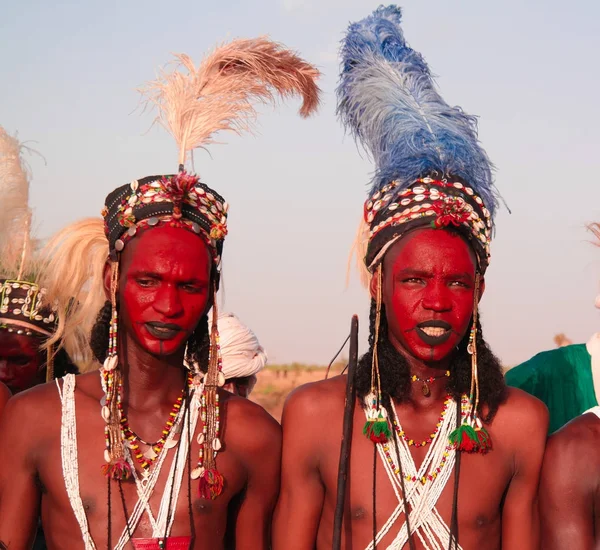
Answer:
[0,126,78,395]
[534,223,600,548]
[506,225,600,434]
[273,7,547,550]
[211,312,267,398]
[0,38,320,549]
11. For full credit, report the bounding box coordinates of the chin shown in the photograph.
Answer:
[407,341,458,363]
[140,337,188,358]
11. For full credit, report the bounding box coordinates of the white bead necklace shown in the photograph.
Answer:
[363,396,470,550]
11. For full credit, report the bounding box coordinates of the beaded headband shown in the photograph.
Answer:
[365,176,492,272]
[102,172,227,263]
[0,279,55,337]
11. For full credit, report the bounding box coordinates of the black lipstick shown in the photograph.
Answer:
[145,322,183,340]
[415,320,452,346]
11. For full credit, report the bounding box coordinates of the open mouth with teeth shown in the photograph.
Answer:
[415,320,453,346]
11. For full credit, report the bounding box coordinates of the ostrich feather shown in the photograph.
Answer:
[337,5,497,219]
[0,126,33,280]
[141,37,321,166]
[40,218,108,371]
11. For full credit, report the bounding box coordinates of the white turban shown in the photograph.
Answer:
[208,311,268,380]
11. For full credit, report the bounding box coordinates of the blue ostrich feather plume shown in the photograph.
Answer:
[337,5,498,220]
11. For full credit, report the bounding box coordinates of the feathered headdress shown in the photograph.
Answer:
[0,126,57,344]
[0,127,33,281]
[142,37,321,167]
[338,5,497,277]
[41,37,321,500]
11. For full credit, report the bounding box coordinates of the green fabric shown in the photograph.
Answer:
[505,344,596,434]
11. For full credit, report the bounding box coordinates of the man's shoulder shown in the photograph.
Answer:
[0,380,63,440]
[223,392,281,457]
[282,375,347,420]
[551,411,600,450]
[492,387,549,435]
[545,411,600,470]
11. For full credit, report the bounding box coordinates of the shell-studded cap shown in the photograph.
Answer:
[0,279,56,338]
[102,172,228,263]
[365,175,492,272]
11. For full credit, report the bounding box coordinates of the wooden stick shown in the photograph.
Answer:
[332,314,359,550]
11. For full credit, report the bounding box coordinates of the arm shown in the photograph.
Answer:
[539,416,597,550]
[232,404,282,550]
[0,393,41,547]
[272,386,325,550]
[500,390,549,550]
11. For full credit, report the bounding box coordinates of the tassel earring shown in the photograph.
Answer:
[363,265,391,444]
[449,272,492,454]
[192,278,225,499]
[100,261,132,480]
[45,343,55,383]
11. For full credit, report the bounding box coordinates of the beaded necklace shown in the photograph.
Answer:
[410,370,450,397]
[118,373,192,472]
[364,396,471,550]
[395,394,452,448]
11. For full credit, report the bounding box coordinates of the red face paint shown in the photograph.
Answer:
[382,228,477,363]
[0,331,45,393]
[118,226,212,358]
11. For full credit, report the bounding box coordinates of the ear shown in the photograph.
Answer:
[369,265,382,301]
[102,261,114,301]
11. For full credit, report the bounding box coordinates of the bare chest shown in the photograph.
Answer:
[37,390,246,549]
[316,404,512,550]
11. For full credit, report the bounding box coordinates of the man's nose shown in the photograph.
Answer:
[153,285,184,317]
[421,284,452,312]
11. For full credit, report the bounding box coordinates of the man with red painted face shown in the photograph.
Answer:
[273,7,547,550]
[0,38,320,549]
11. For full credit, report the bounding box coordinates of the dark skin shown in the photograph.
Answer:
[0,226,281,549]
[273,229,548,550]
[539,411,600,549]
[223,375,257,398]
[0,382,10,416]
[0,331,45,394]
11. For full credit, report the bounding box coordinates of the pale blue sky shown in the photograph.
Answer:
[2,0,599,365]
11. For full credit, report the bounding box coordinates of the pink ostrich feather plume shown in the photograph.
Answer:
[140,37,321,165]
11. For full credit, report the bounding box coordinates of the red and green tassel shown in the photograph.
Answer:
[363,414,392,444]
[101,458,132,481]
[449,423,492,454]
[199,468,224,500]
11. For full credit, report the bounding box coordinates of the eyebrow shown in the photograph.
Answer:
[395,269,431,278]
[395,269,473,280]
[129,271,209,285]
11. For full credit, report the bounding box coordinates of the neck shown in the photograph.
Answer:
[391,338,453,404]
[117,332,188,411]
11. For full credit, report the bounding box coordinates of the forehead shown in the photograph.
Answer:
[120,225,212,277]
[0,331,41,355]
[383,228,476,274]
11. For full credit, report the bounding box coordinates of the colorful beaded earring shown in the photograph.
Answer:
[363,265,392,444]
[449,273,492,453]
[191,279,226,499]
